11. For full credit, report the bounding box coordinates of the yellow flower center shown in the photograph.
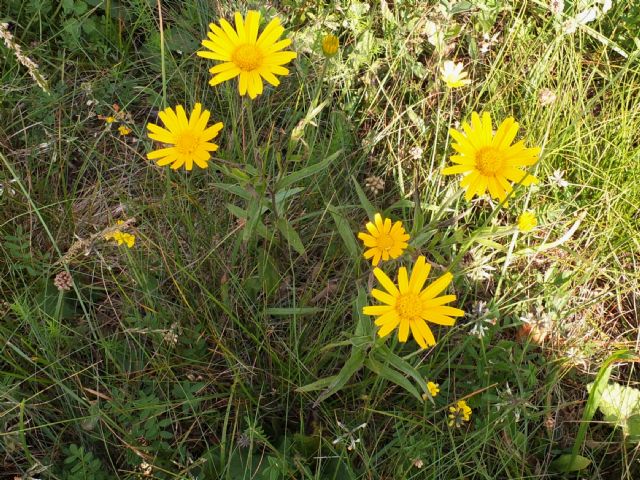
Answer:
[376,233,395,250]
[475,147,503,175]
[175,132,199,155]
[395,293,422,322]
[232,44,263,71]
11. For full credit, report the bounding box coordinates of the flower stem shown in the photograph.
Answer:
[156,0,166,106]
[244,97,260,169]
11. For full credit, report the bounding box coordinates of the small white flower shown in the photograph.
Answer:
[563,7,599,34]
[332,421,367,451]
[469,301,496,338]
[163,323,179,346]
[549,0,564,15]
[0,178,17,197]
[467,263,496,282]
[520,305,553,330]
[409,145,424,160]
[539,88,557,106]
[440,60,471,88]
[473,300,489,317]
[566,346,588,368]
[480,32,500,54]
[549,169,569,188]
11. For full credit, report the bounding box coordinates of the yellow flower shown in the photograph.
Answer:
[105,116,116,124]
[422,381,440,401]
[362,256,464,348]
[448,400,472,427]
[197,10,297,99]
[117,232,135,248]
[440,60,471,88]
[321,34,339,56]
[427,381,440,397]
[357,213,409,266]
[118,125,131,135]
[146,103,223,171]
[105,230,135,248]
[442,112,540,202]
[518,211,537,232]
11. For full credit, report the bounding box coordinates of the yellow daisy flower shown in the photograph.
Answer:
[118,125,131,136]
[518,211,537,232]
[105,116,116,124]
[448,400,472,427]
[146,103,223,171]
[442,112,541,202]
[362,256,464,349]
[321,34,339,57]
[440,60,471,88]
[197,10,297,99]
[357,213,409,266]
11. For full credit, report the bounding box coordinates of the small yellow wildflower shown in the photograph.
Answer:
[104,221,135,248]
[321,34,339,57]
[197,10,297,99]
[357,213,409,266]
[442,112,540,203]
[422,381,440,401]
[115,232,135,248]
[427,381,440,397]
[105,116,116,124]
[440,60,471,88]
[518,211,537,232]
[146,103,223,171]
[118,125,131,135]
[362,256,464,349]
[448,400,472,427]
[105,230,135,248]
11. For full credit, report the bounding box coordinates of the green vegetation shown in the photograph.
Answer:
[1,0,639,478]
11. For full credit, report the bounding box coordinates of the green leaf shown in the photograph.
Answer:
[276,218,306,257]
[449,1,474,15]
[243,197,263,244]
[328,205,359,258]
[364,354,423,402]
[214,182,253,201]
[274,187,304,211]
[312,347,366,406]
[375,345,426,394]
[62,0,75,14]
[571,350,637,462]
[226,204,270,239]
[550,454,591,472]
[588,381,640,442]
[351,175,376,218]
[354,287,372,337]
[74,1,88,15]
[289,100,328,146]
[296,375,339,393]
[276,149,342,190]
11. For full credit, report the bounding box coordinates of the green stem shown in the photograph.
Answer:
[311,58,328,107]
[157,0,167,106]
[244,97,260,168]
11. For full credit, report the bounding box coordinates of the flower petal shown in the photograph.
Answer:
[420,272,453,300]
[373,268,399,296]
